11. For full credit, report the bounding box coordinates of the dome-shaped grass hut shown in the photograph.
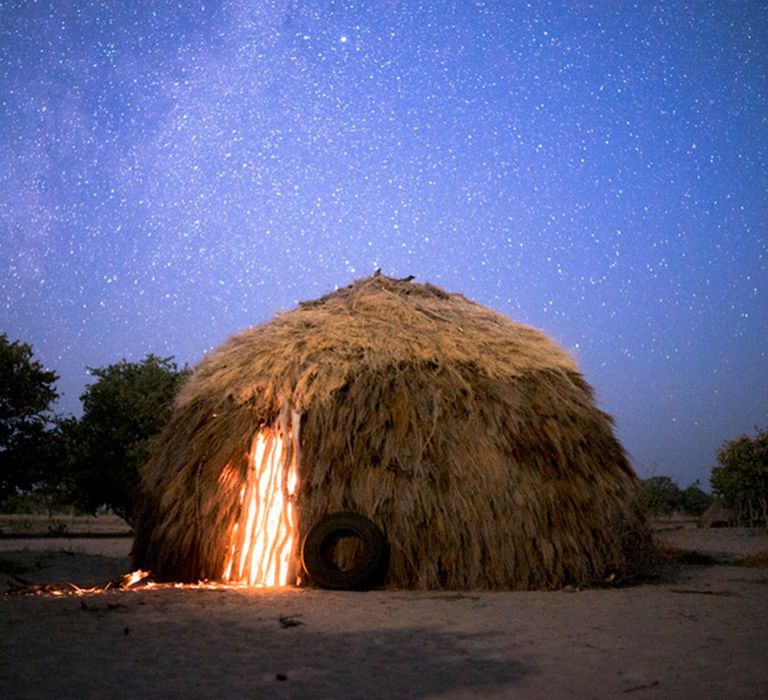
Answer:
[132,273,650,590]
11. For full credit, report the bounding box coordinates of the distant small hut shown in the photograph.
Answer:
[132,274,650,590]
[698,502,735,528]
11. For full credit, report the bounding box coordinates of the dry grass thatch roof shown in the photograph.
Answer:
[133,273,652,589]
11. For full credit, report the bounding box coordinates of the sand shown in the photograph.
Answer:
[2,522,767,699]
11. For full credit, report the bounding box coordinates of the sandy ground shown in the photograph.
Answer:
[2,522,767,699]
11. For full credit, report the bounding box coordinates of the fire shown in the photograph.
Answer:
[121,569,150,588]
[221,427,299,587]
[8,568,152,596]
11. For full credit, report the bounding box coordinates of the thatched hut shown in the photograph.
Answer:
[698,501,735,528]
[132,273,650,590]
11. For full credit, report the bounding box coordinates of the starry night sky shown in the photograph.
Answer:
[1,1,766,488]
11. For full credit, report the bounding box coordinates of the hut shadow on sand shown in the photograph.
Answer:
[133,273,653,590]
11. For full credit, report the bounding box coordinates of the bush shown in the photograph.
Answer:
[679,481,714,516]
[635,476,682,515]
[635,476,716,517]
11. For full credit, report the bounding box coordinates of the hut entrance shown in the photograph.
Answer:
[221,426,299,586]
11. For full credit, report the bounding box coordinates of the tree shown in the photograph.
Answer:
[679,481,714,516]
[710,428,768,526]
[57,355,189,523]
[0,334,59,500]
[634,476,682,515]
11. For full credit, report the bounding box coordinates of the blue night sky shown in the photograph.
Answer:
[1,1,766,488]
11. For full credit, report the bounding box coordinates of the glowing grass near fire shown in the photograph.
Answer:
[6,569,153,596]
[6,569,279,597]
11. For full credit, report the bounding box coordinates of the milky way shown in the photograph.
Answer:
[1,1,766,487]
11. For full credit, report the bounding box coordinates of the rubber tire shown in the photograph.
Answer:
[301,512,388,590]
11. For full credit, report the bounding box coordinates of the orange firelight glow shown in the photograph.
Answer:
[221,428,299,587]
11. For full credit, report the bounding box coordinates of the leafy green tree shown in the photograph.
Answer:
[0,334,59,500]
[710,428,768,526]
[635,476,682,515]
[679,481,714,516]
[58,355,189,523]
